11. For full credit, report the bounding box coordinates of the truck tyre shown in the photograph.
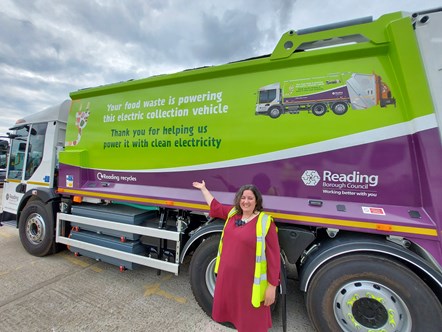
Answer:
[19,200,55,257]
[189,235,220,317]
[331,102,348,115]
[305,253,442,332]
[311,103,327,116]
[268,106,283,119]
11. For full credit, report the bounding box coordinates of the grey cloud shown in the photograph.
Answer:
[194,10,260,63]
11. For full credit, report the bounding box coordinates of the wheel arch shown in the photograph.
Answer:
[299,234,442,302]
[180,218,224,263]
[17,188,60,228]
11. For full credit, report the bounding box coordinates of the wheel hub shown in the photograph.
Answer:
[352,297,388,328]
[26,212,46,244]
[334,280,411,332]
[205,257,217,297]
[334,104,346,113]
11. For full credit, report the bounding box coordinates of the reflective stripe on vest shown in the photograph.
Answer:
[251,213,271,308]
[214,208,272,308]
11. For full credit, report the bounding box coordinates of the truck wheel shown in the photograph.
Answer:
[311,103,327,116]
[19,200,55,257]
[305,253,442,332]
[331,102,348,115]
[268,106,283,119]
[189,235,220,316]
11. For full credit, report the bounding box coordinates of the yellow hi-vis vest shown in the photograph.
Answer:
[214,208,273,308]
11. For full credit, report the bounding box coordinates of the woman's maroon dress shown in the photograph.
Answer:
[210,199,280,332]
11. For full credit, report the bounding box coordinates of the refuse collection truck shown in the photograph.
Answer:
[255,72,396,118]
[1,8,442,332]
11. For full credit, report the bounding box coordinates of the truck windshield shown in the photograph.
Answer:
[7,127,28,180]
[259,89,277,103]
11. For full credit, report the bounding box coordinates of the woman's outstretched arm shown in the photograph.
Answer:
[192,180,214,206]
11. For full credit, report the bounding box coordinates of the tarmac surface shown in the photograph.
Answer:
[0,189,314,332]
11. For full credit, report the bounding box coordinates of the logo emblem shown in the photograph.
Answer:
[302,170,321,186]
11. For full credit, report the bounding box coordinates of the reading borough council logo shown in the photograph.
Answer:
[301,170,321,186]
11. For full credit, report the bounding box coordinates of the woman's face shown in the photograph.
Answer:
[240,189,257,215]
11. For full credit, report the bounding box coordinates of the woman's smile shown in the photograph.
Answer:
[240,189,257,215]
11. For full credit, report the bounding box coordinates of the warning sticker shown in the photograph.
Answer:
[66,175,74,188]
[362,206,385,215]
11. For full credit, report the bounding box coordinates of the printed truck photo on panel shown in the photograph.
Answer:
[256,72,396,118]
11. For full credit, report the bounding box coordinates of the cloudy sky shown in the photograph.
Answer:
[0,0,440,136]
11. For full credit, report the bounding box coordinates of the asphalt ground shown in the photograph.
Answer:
[0,191,314,332]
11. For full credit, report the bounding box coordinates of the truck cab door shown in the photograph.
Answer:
[2,135,27,215]
[1,122,50,218]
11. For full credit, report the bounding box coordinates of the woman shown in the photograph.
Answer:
[193,180,280,332]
